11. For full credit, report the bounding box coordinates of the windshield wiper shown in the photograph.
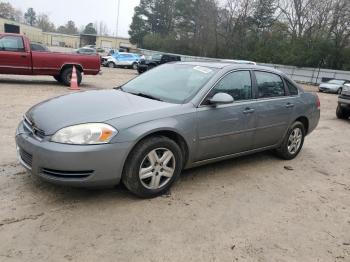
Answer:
[114,85,124,91]
[130,92,163,101]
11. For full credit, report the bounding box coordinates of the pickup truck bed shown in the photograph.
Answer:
[0,33,101,86]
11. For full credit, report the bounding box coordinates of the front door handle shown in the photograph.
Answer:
[21,55,27,58]
[286,103,295,108]
[243,108,255,114]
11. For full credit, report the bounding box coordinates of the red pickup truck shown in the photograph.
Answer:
[0,33,101,86]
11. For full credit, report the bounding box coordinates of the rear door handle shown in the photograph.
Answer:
[286,103,295,108]
[21,55,27,58]
[243,108,255,114]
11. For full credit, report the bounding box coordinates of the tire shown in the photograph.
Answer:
[122,136,183,198]
[53,75,62,83]
[148,64,155,70]
[275,121,305,160]
[132,63,138,70]
[60,67,82,87]
[336,104,349,119]
[337,88,342,95]
[107,62,115,68]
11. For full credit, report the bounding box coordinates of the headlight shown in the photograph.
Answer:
[51,123,117,145]
[343,85,350,92]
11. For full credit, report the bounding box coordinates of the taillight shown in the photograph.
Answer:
[316,94,320,109]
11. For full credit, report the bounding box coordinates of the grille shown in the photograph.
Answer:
[23,116,45,140]
[41,168,93,179]
[19,148,33,168]
[340,94,350,99]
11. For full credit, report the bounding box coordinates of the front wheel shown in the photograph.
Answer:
[338,88,342,95]
[275,121,305,160]
[336,104,349,119]
[122,136,183,198]
[132,63,138,70]
[107,62,115,68]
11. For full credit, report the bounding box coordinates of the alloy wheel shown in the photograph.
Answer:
[287,128,302,154]
[139,148,176,190]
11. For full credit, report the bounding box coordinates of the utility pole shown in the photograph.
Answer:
[116,0,120,37]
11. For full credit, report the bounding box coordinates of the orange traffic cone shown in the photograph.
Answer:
[69,66,80,91]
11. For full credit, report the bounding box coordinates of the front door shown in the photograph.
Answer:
[196,70,256,161]
[0,35,31,75]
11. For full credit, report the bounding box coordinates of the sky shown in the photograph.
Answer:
[5,0,140,37]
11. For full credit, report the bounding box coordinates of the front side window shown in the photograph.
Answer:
[255,71,285,98]
[122,64,218,104]
[0,36,24,52]
[208,71,252,102]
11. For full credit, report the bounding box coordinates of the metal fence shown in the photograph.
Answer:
[139,48,350,84]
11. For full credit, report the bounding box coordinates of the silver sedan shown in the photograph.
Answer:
[16,62,320,198]
[319,79,350,94]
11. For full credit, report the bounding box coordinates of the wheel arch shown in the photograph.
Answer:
[122,128,190,177]
[294,116,309,134]
[60,63,84,74]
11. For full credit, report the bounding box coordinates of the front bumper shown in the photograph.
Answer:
[339,94,350,106]
[15,121,131,188]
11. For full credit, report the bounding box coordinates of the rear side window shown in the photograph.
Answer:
[285,79,299,96]
[30,43,47,52]
[255,71,285,98]
[0,36,24,52]
[209,71,252,101]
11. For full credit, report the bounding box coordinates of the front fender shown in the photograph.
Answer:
[109,115,197,165]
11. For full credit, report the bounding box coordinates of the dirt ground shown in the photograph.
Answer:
[0,68,349,262]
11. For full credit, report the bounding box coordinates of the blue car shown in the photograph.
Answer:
[102,52,140,69]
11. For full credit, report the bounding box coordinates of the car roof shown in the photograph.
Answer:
[175,61,283,74]
[0,33,23,37]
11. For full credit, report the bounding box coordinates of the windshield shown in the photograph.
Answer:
[121,64,219,104]
[151,54,162,60]
[328,80,345,85]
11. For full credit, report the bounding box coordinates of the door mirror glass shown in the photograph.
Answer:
[209,93,234,105]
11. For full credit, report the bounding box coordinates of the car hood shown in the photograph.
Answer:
[26,90,176,135]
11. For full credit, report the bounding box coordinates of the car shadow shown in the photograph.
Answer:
[0,78,99,89]
[20,150,280,204]
[0,78,60,86]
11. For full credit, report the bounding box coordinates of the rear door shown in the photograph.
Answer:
[196,70,256,161]
[251,71,295,149]
[0,35,32,75]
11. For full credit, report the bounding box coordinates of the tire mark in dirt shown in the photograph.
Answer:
[0,212,44,227]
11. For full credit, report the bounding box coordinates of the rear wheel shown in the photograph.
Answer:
[336,104,350,119]
[60,67,82,87]
[275,121,305,160]
[53,75,62,83]
[122,136,183,198]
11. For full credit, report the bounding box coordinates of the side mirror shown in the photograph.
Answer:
[208,93,234,105]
